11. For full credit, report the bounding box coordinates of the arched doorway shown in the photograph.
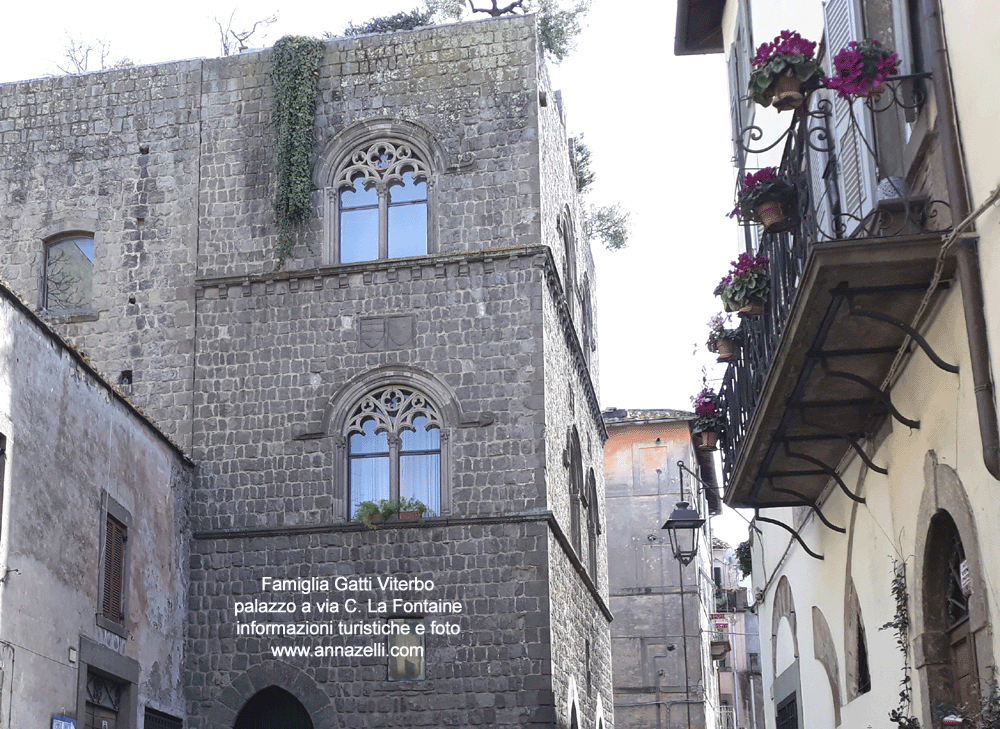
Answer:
[233,686,314,729]
[923,511,979,711]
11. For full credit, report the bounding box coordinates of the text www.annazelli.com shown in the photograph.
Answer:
[270,644,423,658]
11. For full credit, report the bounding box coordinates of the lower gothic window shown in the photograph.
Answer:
[348,386,442,516]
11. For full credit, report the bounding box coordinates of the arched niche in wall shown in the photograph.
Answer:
[842,463,874,705]
[772,575,799,676]
[812,605,843,725]
[843,578,872,703]
[913,451,994,725]
[772,575,803,729]
[210,662,334,728]
[234,686,313,729]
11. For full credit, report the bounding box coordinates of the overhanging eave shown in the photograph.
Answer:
[674,0,726,55]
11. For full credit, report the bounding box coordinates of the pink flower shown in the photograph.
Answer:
[824,39,900,99]
[751,31,817,67]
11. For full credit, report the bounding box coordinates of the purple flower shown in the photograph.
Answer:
[741,167,779,193]
[824,39,900,99]
[751,31,818,67]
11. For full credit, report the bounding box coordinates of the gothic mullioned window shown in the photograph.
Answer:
[333,140,429,263]
[347,386,441,516]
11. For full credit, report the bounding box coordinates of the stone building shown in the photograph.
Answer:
[0,14,611,729]
[0,281,192,727]
[677,0,1000,728]
[602,409,722,729]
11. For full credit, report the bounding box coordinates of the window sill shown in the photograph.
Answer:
[97,614,128,638]
[40,310,99,324]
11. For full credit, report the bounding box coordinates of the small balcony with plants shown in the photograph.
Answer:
[708,30,959,516]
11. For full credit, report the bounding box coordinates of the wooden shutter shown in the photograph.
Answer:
[823,0,878,234]
[102,516,126,623]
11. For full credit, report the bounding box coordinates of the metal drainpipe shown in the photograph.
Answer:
[920,0,1000,479]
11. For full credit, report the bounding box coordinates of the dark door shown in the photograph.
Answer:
[949,618,978,709]
[233,686,314,729]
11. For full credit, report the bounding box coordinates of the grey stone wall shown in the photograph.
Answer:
[0,61,202,447]
[187,519,554,728]
[191,250,548,529]
[0,14,612,729]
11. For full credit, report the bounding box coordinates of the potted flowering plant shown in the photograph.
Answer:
[715,252,771,316]
[691,388,726,450]
[730,167,797,233]
[748,30,824,111]
[824,39,901,99]
[354,497,432,530]
[706,313,741,362]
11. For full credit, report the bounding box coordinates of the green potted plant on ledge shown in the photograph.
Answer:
[706,313,741,362]
[691,387,726,450]
[730,167,797,233]
[715,252,771,317]
[748,30,823,111]
[354,497,433,530]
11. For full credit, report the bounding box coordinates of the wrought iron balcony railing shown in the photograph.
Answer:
[719,74,950,490]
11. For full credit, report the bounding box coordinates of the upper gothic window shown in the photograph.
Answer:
[44,234,94,314]
[347,386,442,517]
[332,140,429,263]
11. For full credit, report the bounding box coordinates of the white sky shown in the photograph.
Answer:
[0,0,750,546]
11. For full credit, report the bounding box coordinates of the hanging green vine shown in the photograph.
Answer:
[879,559,921,729]
[271,35,324,268]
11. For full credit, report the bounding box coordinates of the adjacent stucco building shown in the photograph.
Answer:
[603,409,722,729]
[0,15,611,729]
[677,0,1000,728]
[0,282,192,727]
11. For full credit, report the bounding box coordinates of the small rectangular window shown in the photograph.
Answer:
[44,235,95,314]
[776,693,798,729]
[98,493,132,636]
[387,617,424,681]
[102,515,126,623]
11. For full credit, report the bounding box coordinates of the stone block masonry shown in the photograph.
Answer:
[0,14,613,729]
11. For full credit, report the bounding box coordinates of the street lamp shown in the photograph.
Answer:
[659,461,708,729]
[661,461,707,565]
[662,501,706,565]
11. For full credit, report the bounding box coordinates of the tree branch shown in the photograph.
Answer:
[468,0,526,17]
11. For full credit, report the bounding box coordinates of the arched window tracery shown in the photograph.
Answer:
[329,139,431,263]
[347,385,442,516]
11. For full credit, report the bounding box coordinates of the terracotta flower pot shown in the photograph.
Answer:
[754,199,792,233]
[699,431,720,451]
[739,300,765,317]
[716,339,739,362]
[398,511,422,520]
[771,73,805,111]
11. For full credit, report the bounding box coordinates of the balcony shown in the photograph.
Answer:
[719,75,959,515]
[718,705,737,729]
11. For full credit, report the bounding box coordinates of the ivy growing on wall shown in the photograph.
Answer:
[879,559,921,729]
[271,35,324,269]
